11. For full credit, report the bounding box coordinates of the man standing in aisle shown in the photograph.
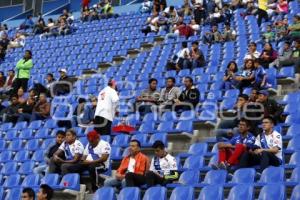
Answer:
[94,80,119,135]
[14,50,33,92]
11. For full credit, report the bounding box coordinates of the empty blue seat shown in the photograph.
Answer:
[93,187,116,200]
[59,173,80,191]
[19,160,35,175]
[1,161,18,175]
[143,186,166,200]
[19,129,33,140]
[0,122,13,131]
[5,188,22,200]
[12,121,27,130]
[25,139,40,151]
[131,134,148,147]
[198,170,227,187]
[228,168,256,186]
[0,187,3,200]
[28,120,43,130]
[287,167,300,186]
[35,128,50,139]
[197,185,223,200]
[167,170,199,187]
[169,186,194,200]
[14,150,30,162]
[112,134,130,148]
[178,111,195,121]
[32,149,45,162]
[288,152,300,168]
[118,187,140,200]
[3,174,21,188]
[147,132,167,147]
[0,140,6,151]
[5,130,18,140]
[287,135,300,151]
[41,173,60,188]
[44,119,58,129]
[257,167,284,186]
[291,184,300,200]
[182,155,204,170]
[277,66,295,79]
[156,121,174,132]
[0,151,13,163]
[227,184,254,200]
[138,122,155,133]
[175,120,193,133]
[111,146,122,160]
[258,184,285,200]
[22,174,40,188]
[178,143,208,158]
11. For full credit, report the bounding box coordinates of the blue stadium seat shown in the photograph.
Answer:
[5,130,18,140]
[0,187,3,200]
[138,122,155,133]
[161,111,177,122]
[1,161,18,175]
[182,155,204,170]
[19,160,35,175]
[291,184,300,200]
[178,111,196,121]
[0,122,13,131]
[167,170,200,187]
[19,129,33,140]
[169,186,194,200]
[14,150,30,162]
[22,174,40,188]
[41,173,60,188]
[174,120,193,133]
[93,187,116,200]
[12,121,28,130]
[287,152,300,168]
[35,128,50,139]
[0,151,13,163]
[287,167,300,186]
[112,134,130,148]
[131,134,148,147]
[287,135,300,151]
[227,184,254,200]
[0,139,6,151]
[58,173,80,191]
[143,186,166,200]
[227,168,256,186]
[147,132,167,147]
[257,167,285,186]
[197,185,223,200]
[111,146,122,160]
[25,139,40,151]
[198,170,227,187]
[156,121,174,132]
[28,120,43,130]
[3,174,21,188]
[178,143,208,158]
[258,184,285,200]
[41,138,55,149]
[101,135,111,143]
[44,119,58,129]
[118,187,140,200]
[5,188,22,200]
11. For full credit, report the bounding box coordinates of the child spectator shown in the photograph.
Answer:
[252,59,267,89]
[262,25,275,42]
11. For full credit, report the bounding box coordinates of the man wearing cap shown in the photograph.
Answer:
[94,80,119,135]
[67,130,111,192]
[55,68,72,95]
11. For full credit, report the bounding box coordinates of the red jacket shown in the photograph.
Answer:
[117,152,150,176]
[177,24,194,38]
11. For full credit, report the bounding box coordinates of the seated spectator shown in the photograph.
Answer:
[28,89,39,101]
[0,71,6,88]
[73,97,86,122]
[277,39,300,73]
[262,25,275,42]
[81,7,91,22]
[45,73,55,94]
[222,4,233,23]
[158,77,181,111]
[167,42,190,71]
[203,25,222,44]
[54,68,72,95]
[212,119,255,170]
[68,130,111,192]
[60,9,73,24]
[33,130,66,176]
[249,88,259,102]
[145,141,178,187]
[7,32,26,49]
[239,116,282,172]
[33,19,46,35]
[153,0,167,12]
[171,22,194,39]
[0,32,10,50]
[222,23,236,41]
[0,69,15,95]
[178,0,193,16]
[20,15,34,30]
[49,129,84,175]
[235,59,255,92]
[58,19,71,36]
[1,95,19,123]
[30,93,50,122]
[90,8,100,21]
[209,7,223,24]
[187,41,205,68]
[17,97,36,122]
[269,41,292,68]
[99,0,115,19]
[189,19,200,34]
[104,140,149,188]
[274,18,288,41]
[193,3,206,25]
[174,77,200,111]
[141,11,160,35]
[244,42,260,60]
[276,0,288,14]
[164,6,179,25]
[17,87,26,104]
[37,184,53,200]
[140,0,152,13]
[79,96,98,125]
[136,78,160,115]
[258,42,278,68]
[222,61,238,90]
[252,59,267,89]
[22,187,35,200]
[40,18,58,38]
[282,15,300,42]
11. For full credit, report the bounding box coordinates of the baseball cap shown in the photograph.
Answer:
[59,69,67,73]
[258,90,269,96]
[87,130,100,142]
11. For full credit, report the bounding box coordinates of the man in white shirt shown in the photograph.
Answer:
[49,129,84,175]
[145,141,178,187]
[67,130,111,192]
[244,42,261,60]
[239,116,282,172]
[94,80,119,135]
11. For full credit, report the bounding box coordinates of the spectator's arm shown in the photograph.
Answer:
[61,153,82,163]
[82,153,109,164]
[16,59,33,70]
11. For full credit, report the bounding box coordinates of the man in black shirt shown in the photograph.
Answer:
[17,97,36,122]
[33,131,66,176]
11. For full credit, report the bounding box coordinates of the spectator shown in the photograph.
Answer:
[22,187,35,200]
[7,32,26,49]
[20,15,34,30]
[58,19,71,36]
[239,116,282,172]
[37,184,53,200]
[179,0,193,16]
[257,0,269,27]
[68,130,111,192]
[174,77,200,111]
[222,61,238,90]
[82,0,90,9]
[141,11,159,35]
[17,97,36,122]
[244,42,260,60]
[189,19,200,33]
[222,4,233,23]
[40,18,57,38]
[104,140,150,188]
[222,22,236,41]
[170,22,194,39]
[258,42,278,68]
[55,68,72,95]
[14,50,33,92]
[0,71,6,88]
[0,32,10,50]
[140,0,152,13]
[45,73,55,91]
[49,129,84,175]
[209,7,223,24]
[30,93,50,121]
[188,41,206,68]
[145,141,178,187]
[167,42,190,71]
[80,96,98,125]
[262,25,275,42]
[74,97,86,123]
[164,6,178,24]
[277,39,300,73]
[33,130,66,176]
[33,19,46,35]
[276,0,288,14]
[270,41,292,68]
[153,0,167,12]
[282,15,300,42]
[193,3,206,25]
[158,77,181,111]
[81,7,91,22]
[1,69,15,94]
[94,80,119,135]
[1,95,19,123]
[99,0,114,19]
[90,8,100,21]
[136,78,160,115]
[249,88,259,102]
[212,119,255,170]
[203,25,222,44]
[17,87,26,104]
[252,59,267,89]
[235,59,255,92]
[274,18,288,41]
[28,89,39,101]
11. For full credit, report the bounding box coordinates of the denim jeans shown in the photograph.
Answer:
[104,178,126,189]
[33,165,48,176]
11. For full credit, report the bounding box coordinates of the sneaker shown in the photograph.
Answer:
[219,162,228,170]
[211,163,219,170]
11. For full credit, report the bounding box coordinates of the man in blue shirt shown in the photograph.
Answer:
[212,118,255,170]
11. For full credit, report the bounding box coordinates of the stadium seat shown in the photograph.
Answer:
[167,170,200,187]
[22,174,40,188]
[161,111,177,122]
[286,167,300,186]
[178,143,208,158]
[0,139,6,151]
[14,150,30,162]
[19,160,35,175]
[143,186,167,200]
[118,187,140,200]
[0,151,13,163]
[111,146,122,160]
[0,187,3,200]
[256,166,285,186]
[182,155,204,170]
[35,128,50,139]
[41,173,60,188]
[197,185,223,200]
[58,173,80,191]
[1,161,18,175]
[131,134,148,147]
[227,184,254,200]
[197,170,227,187]
[3,174,21,188]
[28,120,43,130]
[227,168,256,186]
[12,121,28,131]
[169,186,194,200]
[25,139,40,151]
[93,187,116,200]
[5,188,22,200]
[174,120,193,133]
[287,135,300,151]
[112,134,130,148]
[5,130,18,140]
[258,184,285,200]
[291,184,300,200]
[19,129,33,140]
[156,121,174,132]
[43,119,58,129]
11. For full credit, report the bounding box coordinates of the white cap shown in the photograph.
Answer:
[59,69,67,73]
